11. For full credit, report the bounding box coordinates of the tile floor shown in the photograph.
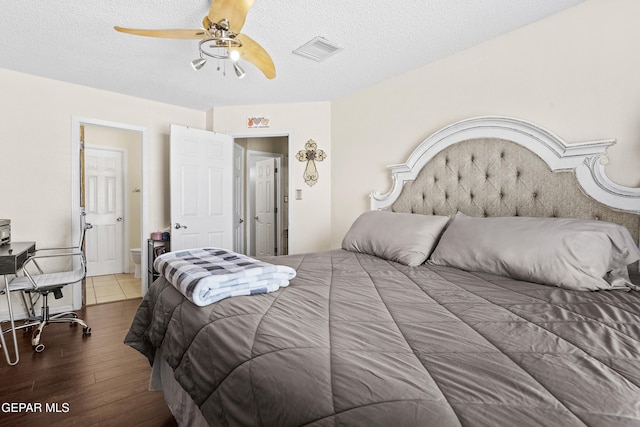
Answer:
[85,273,142,305]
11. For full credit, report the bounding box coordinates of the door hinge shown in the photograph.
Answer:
[274,207,278,213]
[274,167,278,173]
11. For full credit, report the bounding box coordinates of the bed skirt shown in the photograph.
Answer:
[150,348,208,427]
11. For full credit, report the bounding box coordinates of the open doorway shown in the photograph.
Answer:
[234,136,289,257]
[71,117,149,310]
[83,125,142,305]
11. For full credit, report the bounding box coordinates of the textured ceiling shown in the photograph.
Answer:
[0,0,584,111]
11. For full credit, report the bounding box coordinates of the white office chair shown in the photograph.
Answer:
[0,216,92,365]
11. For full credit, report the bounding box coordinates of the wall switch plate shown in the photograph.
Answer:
[295,189,302,200]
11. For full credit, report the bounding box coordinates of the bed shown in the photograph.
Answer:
[125,116,640,426]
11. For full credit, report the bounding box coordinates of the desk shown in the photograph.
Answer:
[0,242,36,275]
[0,241,37,319]
[0,242,35,365]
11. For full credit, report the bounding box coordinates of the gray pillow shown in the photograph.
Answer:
[342,211,450,266]
[429,212,640,291]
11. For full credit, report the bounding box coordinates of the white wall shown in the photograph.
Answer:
[211,102,332,253]
[0,68,205,316]
[330,0,640,247]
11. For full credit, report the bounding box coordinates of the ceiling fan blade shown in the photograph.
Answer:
[207,0,255,33]
[236,33,275,79]
[114,26,206,39]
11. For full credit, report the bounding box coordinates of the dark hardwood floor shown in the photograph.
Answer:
[0,298,177,427]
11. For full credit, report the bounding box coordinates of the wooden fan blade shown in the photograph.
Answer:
[114,26,206,39]
[236,33,275,79]
[208,0,255,33]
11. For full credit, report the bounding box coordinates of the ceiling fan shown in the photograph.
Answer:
[114,0,275,79]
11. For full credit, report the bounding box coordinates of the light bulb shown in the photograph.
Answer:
[229,50,240,62]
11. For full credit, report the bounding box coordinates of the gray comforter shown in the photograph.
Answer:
[125,250,640,426]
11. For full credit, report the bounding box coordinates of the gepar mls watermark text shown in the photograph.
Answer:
[2,402,70,413]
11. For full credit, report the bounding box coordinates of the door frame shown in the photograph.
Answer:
[84,144,128,277]
[71,116,149,310]
[230,129,294,254]
[233,143,245,254]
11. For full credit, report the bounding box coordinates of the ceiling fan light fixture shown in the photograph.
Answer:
[196,38,244,78]
[191,57,207,71]
[233,62,246,79]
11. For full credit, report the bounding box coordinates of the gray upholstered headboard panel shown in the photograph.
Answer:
[390,138,640,243]
[371,117,640,244]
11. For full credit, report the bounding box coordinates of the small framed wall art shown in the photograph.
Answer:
[247,116,270,128]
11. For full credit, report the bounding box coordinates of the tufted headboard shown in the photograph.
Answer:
[371,117,640,243]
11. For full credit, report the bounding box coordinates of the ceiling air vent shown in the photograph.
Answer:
[292,36,343,62]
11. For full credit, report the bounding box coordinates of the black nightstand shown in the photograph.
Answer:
[147,239,169,286]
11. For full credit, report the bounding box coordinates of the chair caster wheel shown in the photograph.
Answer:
[33,344,45,353]
[83,327,92,335]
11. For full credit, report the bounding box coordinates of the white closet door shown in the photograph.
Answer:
[255,158,276,256]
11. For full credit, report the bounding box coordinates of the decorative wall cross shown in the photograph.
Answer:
[296,139,327,187]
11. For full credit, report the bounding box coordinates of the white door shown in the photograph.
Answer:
[274,157,282,255]
[255,158,276,256]
[170,125,234,251]
[84,147,124,276]
[233,143,245,253]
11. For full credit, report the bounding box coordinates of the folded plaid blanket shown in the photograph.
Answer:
[153,247,296,306]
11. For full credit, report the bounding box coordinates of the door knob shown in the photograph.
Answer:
[116,217,123,222]
[239,218,244,224]
[174,223,188,229]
